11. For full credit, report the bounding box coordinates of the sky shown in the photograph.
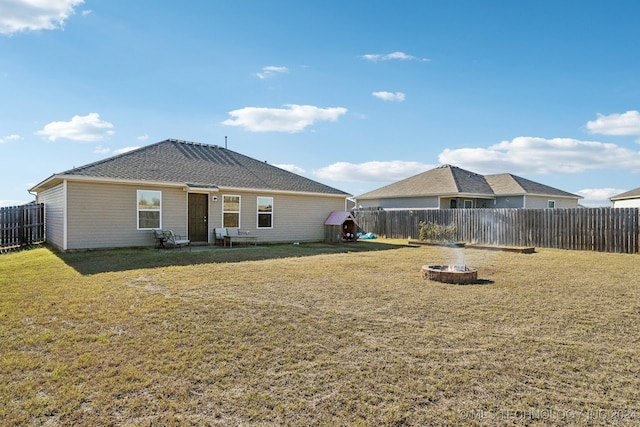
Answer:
[2,0,640,207]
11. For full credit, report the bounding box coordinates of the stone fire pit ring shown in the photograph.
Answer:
[421,265,478,285]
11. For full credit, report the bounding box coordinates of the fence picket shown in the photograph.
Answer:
[353,207,640,254]
[0,203,45,251]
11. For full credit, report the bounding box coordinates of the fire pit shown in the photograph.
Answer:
[421,265,478,284]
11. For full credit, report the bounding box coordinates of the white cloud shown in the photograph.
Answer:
[256,65,288,79]
[439,136,640,175]
[372,91,406,102]
[93,145,110,155]
[0,134,21,144]
[360,51,430,62]
[136,133,149,141]
[586,110,640,135]
[314,160,433,183]
[576,188,626,207]
[113,146,139,155]
[222,104,347,133]
[94,145,138,156]
[273,164,305,175]
[0,0,84,35]
[36,113,115,142]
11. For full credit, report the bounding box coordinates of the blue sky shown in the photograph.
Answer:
[2,0,640,207]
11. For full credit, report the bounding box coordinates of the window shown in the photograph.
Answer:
[137,190,161,229]
[547,200,556,208]
[257,196,273,228]
[223,195,240,227]
[464,200,473,209]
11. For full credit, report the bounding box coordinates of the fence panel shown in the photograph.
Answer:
[0,203,45,251]
[352,207,640,254]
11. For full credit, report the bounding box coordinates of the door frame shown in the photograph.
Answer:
[188,192,210,243]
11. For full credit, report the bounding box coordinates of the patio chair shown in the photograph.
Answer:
[163,230,190,250]
[153,229,167,249]
[214,228,227,245]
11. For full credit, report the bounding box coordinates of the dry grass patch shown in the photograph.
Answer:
[1,242,639,425]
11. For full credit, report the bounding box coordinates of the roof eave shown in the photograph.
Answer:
[218,185,351,198]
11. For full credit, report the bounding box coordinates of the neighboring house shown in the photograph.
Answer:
[354,164,581,210]
[29,139,350,251]
[609,188,640,208]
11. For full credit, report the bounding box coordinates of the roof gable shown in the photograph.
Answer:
[324,211,357,225]
[356,165,580,199]
[36,139,349,196]
[356,165,491,199]
[486,173,580,198]
[610,187,640,200]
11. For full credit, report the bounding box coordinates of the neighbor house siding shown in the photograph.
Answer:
[493,196,524,208]
[525,195,577,209]
[36,182,66,250]
[357,196,439,210]
[65,181,188,249]
[611,199,640,208]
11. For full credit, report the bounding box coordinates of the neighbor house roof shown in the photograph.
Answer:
[609,187,640,201]
[30,139,350,196]
[356,165,580,200]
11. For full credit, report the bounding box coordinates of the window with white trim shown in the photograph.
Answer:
[464,200,473,209]
[547,200,556,208]
[137,190,161,229]
[257,196,273,228]
[223,195,240,228]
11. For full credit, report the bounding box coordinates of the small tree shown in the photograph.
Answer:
[419,221,457,242]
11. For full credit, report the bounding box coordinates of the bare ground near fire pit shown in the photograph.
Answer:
[1,241,639,426]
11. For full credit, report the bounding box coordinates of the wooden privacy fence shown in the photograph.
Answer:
[0,203,45,251]
[352,208,640,254]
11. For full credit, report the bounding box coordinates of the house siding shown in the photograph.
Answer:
[612,199,640,208]
[211,190,346,242]
[494,196,524,208]
[525,195,577,209]
[54,182,345,249]
[65,181,188,249]
[36,182,66,250]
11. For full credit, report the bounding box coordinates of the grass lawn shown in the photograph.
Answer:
[1,241,639,426]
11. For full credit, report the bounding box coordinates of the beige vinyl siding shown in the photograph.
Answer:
[210,190,346,242]
[525,195,578,209]
[66,181,187,249]
[357,196,440,209]
[612,198,640,208]
[36,182,66,250]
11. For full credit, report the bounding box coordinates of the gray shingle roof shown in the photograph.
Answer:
[54,139,349,195]
[485,173,579,198]
[356,165,579,199]
[610,187,640,200]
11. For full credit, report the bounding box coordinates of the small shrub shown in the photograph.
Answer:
[418,221,457,242]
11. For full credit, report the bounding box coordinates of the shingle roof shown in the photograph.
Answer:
[356,165,579,199]
[355,165,493,199]
[485,173,579,198]
[42,139,349,196]
[610,187,640,201]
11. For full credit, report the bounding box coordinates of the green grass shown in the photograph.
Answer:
[1,242,639,426]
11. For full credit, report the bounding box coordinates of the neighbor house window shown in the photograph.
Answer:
[464,200,473,209]
[223,195,240,228]
[137,190,161,229]
[548,200,556,208]
[257,196,273,228]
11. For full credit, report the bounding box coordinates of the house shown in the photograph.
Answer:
[354,164,581,210]
[610,188,640,208]
[29,139,351,251]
